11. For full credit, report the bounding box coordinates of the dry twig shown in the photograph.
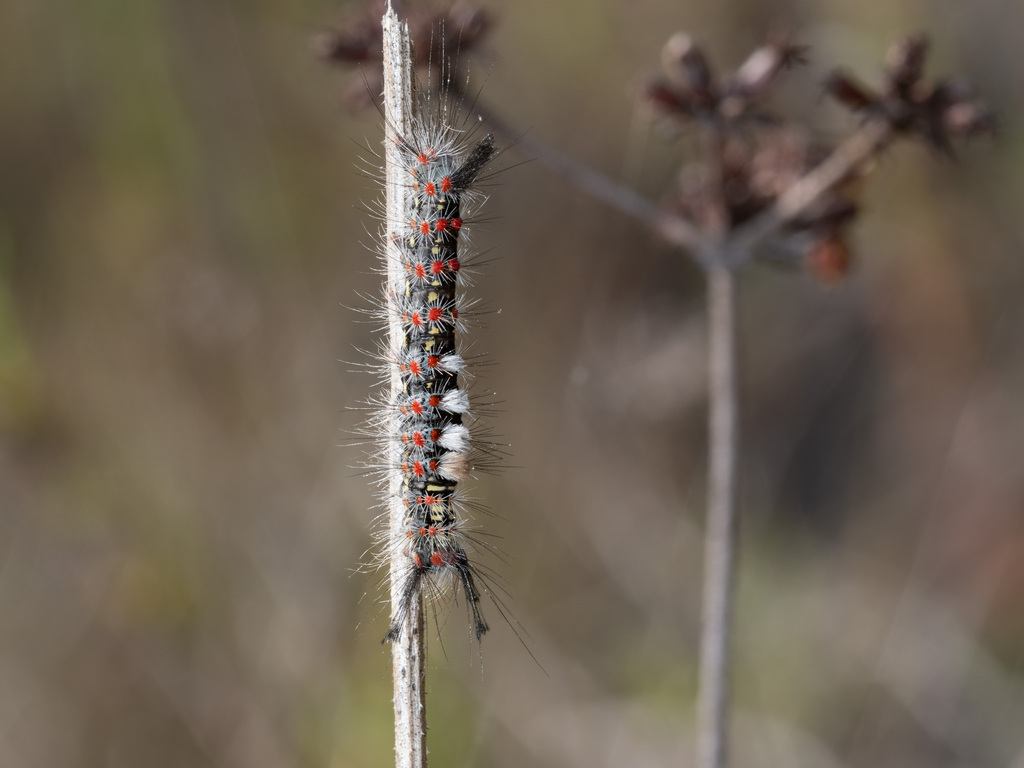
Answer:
[382,6,427,768]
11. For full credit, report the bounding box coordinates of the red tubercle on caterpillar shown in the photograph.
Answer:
[408,260,458,282]
[427,307,443,323]
[409,549,458,570]
[451,218,462,230]
[413,259,461,278]
[402,396,442,416]
[430,550,458,567]
[435,218,449,231]
[399,459,428,478]
[419,221,431,235]
[399,429,443,448]
[425,181,437,197]
[426,354,439,368]
[441,176,452,193]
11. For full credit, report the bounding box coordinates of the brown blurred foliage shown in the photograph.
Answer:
[0,0,1022,767]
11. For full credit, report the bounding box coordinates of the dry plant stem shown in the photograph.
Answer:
[501,121,707,255]
[445,91,708,257]
[696,109,738,768]
[697,265,740,768]
[383,5,427,768]
[470,98,892,267]
[694,119,893,768]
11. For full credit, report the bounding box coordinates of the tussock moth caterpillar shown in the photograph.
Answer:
[358,19,512,647]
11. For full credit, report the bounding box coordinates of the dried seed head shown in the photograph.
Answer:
[806,232,853,284]
[747,129,822,200]
[643,79,696,119]
[661,33,716,111]
[885,34,929,97]
[941,100,996,137]
[316,1,494,111]
[824,35,992,155]
[824,70,879,113]
[730,33,807,98]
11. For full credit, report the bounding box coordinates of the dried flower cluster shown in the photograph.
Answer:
[825,34,994,154]
[645,32,808,126]
[314,0,492,108]
[644,33,991,282]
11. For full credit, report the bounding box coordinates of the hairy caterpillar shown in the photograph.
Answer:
[364,39,504,645]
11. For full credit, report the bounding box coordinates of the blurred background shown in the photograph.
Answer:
[1,0,1022,766]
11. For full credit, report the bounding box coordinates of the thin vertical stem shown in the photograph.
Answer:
[382,5,427,768]
[697,264,740,768]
